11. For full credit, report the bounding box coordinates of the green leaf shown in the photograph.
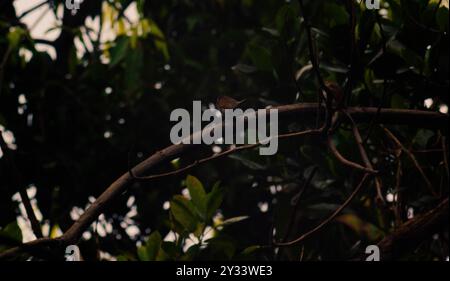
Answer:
[138,231,162,261]
[246,43,273,72]
[275,4,298,32]
[320,62,349,74]
[170,195,200,233]
[323,2,349,27]
[181,244,200,261]
[124,45,144,97]
[336,214,384,241]
[240,245,261,256]
[109,36,129,67]
[387,39,424,69]
[7,27,26,49]
[231,63,257,74]
[261,27,280,37]
[217,216,249,227]
[0,221,23,243]
[161,241,181,260]
[413,129,435,147]
[186,175,207,217]
[205,236,236,259]
[228,154,267,170]
[391,94,408,109]
[206,182,223,220]
[436,6,449,31]
[146,19,170,61]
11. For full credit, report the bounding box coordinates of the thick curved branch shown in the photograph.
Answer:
[0,104,447,259]
[377,197,449,260]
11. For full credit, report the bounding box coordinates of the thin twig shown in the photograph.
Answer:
[327,135,378,174]
[343,110,384,203]
[394,159,403,227]
[0,45,12,98]
[0,131,43,239]
[297,0,333,129]
[364,13,388,144]
[382,126,438,197]
[343,0,357,106]
[129,129,323,181]
[274,173,371,246]
[281,166,318,243]
[442,136,449,181]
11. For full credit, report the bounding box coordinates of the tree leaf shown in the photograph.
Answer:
[109,36,129,67]
[228,154,267,170]
[0,221,22,243]
[231,63,257,74]
[240,245,260,256]
[206,183,223,220]
[186,175,207,218]
[145,18,170,61]
[336,214,384,241]
[246,43,273,72]
[170,195,199,233]
[436,6,449,32]
[217,216,249,227]
[138,231,162,261]
[387,39,424,68]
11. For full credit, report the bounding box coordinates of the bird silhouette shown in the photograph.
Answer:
[216,96,246,110]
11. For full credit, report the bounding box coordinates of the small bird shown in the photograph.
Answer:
[323,81,345,108]
[216,95,246,110]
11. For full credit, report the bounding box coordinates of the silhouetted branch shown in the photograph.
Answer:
[0,104,447,259]
[328,135,378,174]
[274,173,371,247]
[377,197,449,260]
[0,131,43,239]
[344,110,384,203]
[383,126,438,197]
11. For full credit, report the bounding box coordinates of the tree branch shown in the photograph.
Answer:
[274,173,371,247]
[0,104,447,259]
[377,197,449,260]
[0,131,43,239]
[383,126,438,197]
[327,134,378,174]
[344,110,384,203]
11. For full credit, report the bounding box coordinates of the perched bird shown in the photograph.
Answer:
[216,95,246,110]
[323,80,345,108]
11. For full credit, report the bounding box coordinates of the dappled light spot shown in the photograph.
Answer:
[163,201,170,210]
[424,98,434,108]
[82,231,92,240]
[103,131,113,139]
[182,188,191,200]
[125,225,141,239]
[154,82,163,90]
[105,87,113,95]
[258,202,269,213]
[407,207,414,219]
[212,145,222,153]
[164,231,177,243]
[126,196,135,208]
